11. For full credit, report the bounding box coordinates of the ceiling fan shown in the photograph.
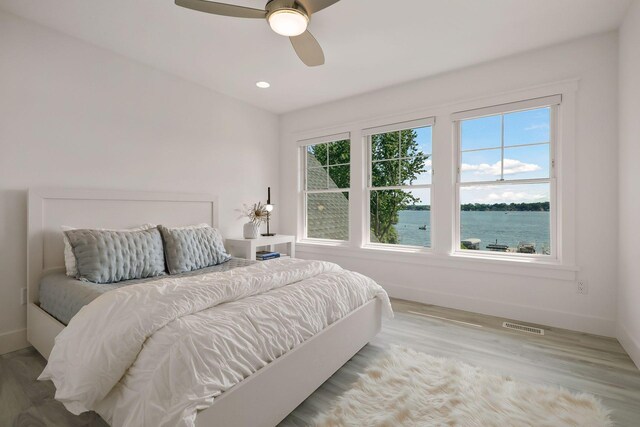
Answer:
[175,0,341,67]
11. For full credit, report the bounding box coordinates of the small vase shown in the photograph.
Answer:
[243,222,260,239]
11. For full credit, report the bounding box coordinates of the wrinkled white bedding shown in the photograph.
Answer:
[39,258,392,427]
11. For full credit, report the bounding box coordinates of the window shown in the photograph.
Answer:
[302,135,350,241]
[365,118,434,248]
[455,97,559,257]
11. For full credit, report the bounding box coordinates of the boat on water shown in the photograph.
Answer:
[517,242,536,254]
[461,238,481,250]
[418,225,427,230]
[486,239,509,252]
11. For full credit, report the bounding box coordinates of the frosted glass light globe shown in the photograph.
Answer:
[268,9,308,37]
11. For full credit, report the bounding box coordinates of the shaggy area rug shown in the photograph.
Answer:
[314,346,612,427]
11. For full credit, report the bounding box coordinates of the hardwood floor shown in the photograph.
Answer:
[0,347,107,427]
[2,299,639,426]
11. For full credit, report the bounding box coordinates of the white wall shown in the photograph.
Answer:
[617,0,640,367]
[280,32,619,337]
[0,11,279,354]
[0,7,629,356]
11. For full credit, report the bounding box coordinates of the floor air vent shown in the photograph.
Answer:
[502,321,544,335]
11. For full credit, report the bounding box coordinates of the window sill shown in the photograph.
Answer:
[450,250,560,266]
[295,242,577,281]
[361,243,432,254]
[448,251,575,271]
[297,238,351,248]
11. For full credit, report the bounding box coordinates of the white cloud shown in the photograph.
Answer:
[462,183,507,189]
[524,123,549,131]
[460,185,550,204]
[503,158,541,175]
[461,158,540,177]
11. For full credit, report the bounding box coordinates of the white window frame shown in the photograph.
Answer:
[363,117,435,251]
[293,81,578,280]
[300,132,351,243]
[453,96,560,260]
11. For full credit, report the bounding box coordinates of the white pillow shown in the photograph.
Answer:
[61,224,156,277]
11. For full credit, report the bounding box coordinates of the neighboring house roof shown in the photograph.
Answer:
[306,156,349,241]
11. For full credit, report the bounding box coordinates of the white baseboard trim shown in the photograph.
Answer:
[382,282,616,337]
[0,328,29,355]
[617,323,640,369]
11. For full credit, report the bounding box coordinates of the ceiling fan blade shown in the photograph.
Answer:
[290,30,325,66]
[296,0,340,14]
[175,0,267,19]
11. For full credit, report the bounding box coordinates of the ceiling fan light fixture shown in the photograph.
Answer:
[174,0,340,67]
[268,9,308,37]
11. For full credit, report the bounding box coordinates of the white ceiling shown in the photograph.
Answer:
[0,0,631,113]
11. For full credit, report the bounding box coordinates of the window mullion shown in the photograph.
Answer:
[461,141,550,154]
[304,150,308,191]
[500,114,505,181]
[459,177,550,187]
[397,130,402,185]
[326,143,330,167]
[370,184,431,191]
[326,166,329,190]
[306,188,350,194]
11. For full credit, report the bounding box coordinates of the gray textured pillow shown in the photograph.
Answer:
[158,225,231,275]
[64,228,166,284]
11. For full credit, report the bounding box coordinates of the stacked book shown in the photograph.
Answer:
[256,251,280,261]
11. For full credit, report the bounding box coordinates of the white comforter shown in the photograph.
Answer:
[40,258,392,427]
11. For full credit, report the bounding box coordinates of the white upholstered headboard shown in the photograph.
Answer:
[27,188,219,304]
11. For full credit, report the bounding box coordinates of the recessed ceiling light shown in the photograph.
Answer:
[256,81,271,89]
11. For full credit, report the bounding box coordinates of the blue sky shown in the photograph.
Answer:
[460,107,551,204]
[406,108,550,205]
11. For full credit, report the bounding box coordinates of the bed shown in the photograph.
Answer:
[39,258,256,326]
[27,188,390,427]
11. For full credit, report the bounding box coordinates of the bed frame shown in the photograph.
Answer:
[27,187,383,427]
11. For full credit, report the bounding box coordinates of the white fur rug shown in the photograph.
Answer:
[314,346,612,427]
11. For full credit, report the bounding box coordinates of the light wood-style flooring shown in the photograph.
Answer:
[2,299,639,426]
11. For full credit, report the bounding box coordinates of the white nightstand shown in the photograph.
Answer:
[225,235,296,261]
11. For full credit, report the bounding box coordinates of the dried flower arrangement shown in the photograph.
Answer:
[238,202,270,225]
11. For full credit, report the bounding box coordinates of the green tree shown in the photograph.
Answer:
[370,130,428,244]
[460,202,549,211]
[308,131,428,245]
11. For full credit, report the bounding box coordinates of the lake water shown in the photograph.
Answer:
[394,210,550,253]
